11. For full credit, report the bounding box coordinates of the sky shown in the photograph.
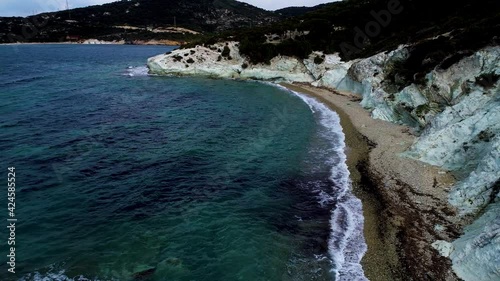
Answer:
[0,0,335,17]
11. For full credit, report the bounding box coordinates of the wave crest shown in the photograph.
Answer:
[276,84,368,281]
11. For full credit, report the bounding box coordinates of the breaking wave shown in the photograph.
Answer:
[276,84,368,281]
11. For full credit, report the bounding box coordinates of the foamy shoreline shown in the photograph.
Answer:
[278,84,369,280]
[281,82,461,280]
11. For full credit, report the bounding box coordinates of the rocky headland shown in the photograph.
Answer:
[147,41,500,281]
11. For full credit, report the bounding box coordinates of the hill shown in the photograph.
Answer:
[0,0,279,43]
[192,0,499,87]
[274,4,329,18]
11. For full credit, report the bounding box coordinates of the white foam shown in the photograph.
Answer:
[19,270,99,281]
[18,265,105,281]
[123,65,150,77]
[275,84,368,281]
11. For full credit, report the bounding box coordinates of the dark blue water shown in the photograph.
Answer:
[0,44,366,281]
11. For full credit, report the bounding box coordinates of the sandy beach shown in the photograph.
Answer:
[282,83,464,280]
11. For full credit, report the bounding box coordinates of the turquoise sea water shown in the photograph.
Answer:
[0,45,365,281]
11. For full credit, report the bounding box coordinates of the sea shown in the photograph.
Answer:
[0,44,366,281]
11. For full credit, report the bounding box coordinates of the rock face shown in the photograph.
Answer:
[435,201,500,281]
[82,39,124,44]
[309,46,500,281]
[147,43,500,281]
[148,42,314,82]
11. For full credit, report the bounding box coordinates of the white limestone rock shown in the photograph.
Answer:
[241,56,314,82]
[426,46,500,101]
[395,84,428,109]
[449,202,500,281]
[303,51,343,80]
[314,46,410,122]
[405,87,500,215]
[448,135,500,215]
[147,42,243,78]
[312,61,358,92]
[432,240,454,257]
[147,42,314,82]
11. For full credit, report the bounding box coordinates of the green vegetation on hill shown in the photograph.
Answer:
[274,5,328,18]
[2,0,498,88]
[0,0,278,43]
[190,0,499,87]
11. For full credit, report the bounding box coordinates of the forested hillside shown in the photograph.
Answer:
[0,0,278,43]
[191,0,499,88]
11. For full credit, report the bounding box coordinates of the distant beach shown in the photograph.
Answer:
[0,40,180,46]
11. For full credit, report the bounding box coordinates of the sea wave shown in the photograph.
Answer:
[123,65,150,77]
[18,270,102,281]
[275,84,368,281]
[0,75,52,86]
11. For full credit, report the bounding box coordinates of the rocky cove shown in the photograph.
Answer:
[147,41,499,281]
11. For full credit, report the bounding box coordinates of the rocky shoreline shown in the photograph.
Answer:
[147,42,500,281]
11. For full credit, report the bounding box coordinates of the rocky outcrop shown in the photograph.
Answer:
[449,201,500,281]
[148,42,314,82]
[310,46,499,281]
[316,46,500,213]
[82,39,124,44]
[433,201,500,281]
[147,43,500,281]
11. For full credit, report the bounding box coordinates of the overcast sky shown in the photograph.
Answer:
[0,0,335,17]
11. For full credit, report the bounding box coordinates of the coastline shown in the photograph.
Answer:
[0,40,181,46]
[281,83,463,280]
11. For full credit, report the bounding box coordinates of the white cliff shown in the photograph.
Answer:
[148,42,314,82]
[310,46,499,281]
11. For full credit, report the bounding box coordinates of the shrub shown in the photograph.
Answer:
[476,73,500,89]
[221,45,231,57]
[477,130,495,142]
[187,58,195,63]
[314,55,324,64]
[239,38,277,64]
[217,55,222,61]
[242,63,248,69]
[173,55,183,62]
[415,104,430,117]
